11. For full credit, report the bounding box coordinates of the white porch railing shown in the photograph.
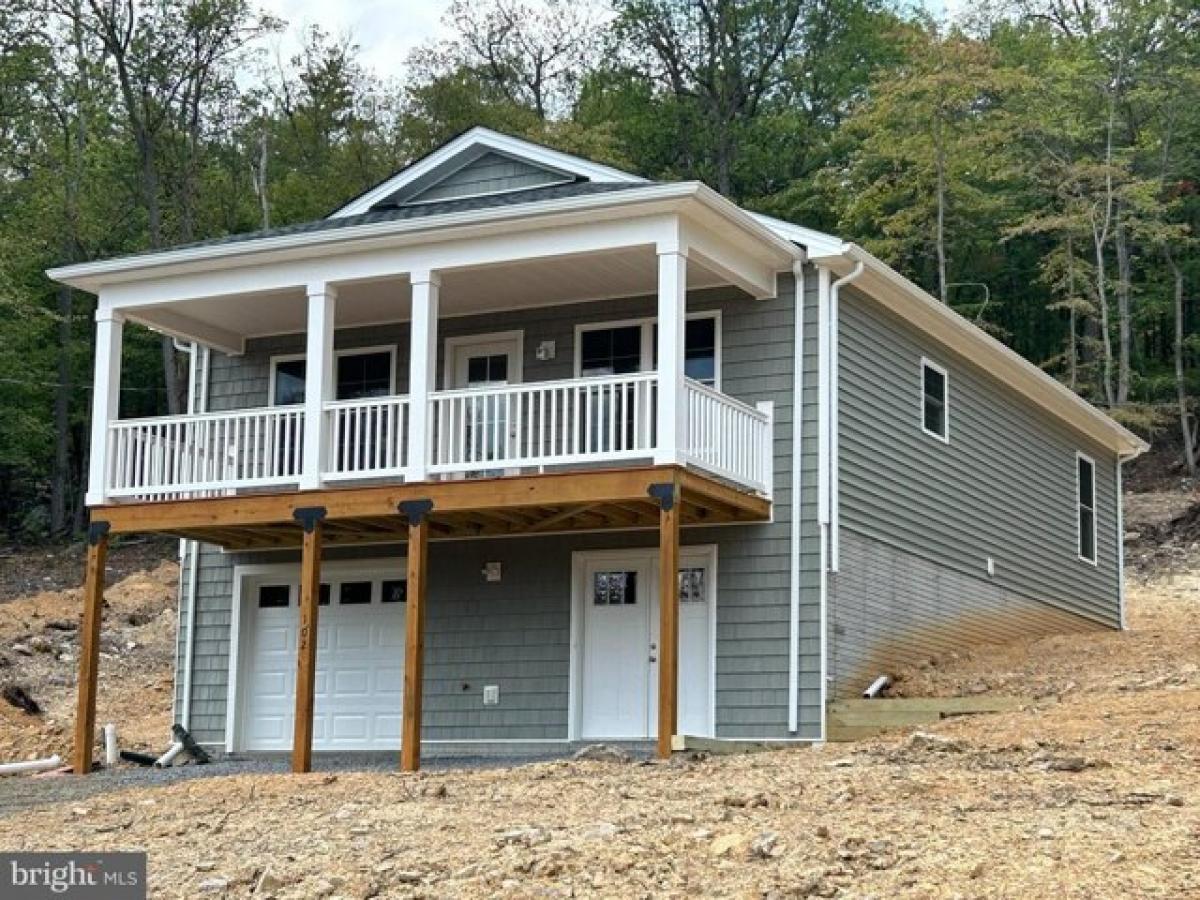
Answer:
[102,373,774,500]
[682,379,773,495]
[107,406,304,499]
[324,395,409,480]
[429,372,657,474]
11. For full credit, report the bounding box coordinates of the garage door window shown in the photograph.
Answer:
[258,585,290,608]
[381,579,407,603]
[340,581,372,605]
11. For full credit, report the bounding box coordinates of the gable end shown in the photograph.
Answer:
[388,150,575,207]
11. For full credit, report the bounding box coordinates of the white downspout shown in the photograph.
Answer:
[1116,457,1126,630]
[828,262,864,573]
[815,266,832,742]
[178,343,209,729]
[787,257,807,734]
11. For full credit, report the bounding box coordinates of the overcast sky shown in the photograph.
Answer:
[255,0,959,83]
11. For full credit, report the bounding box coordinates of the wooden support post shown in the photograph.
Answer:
[292,506,326,773]
[72,521,110,775]
[650,481,680,760]
[399,499,433,772]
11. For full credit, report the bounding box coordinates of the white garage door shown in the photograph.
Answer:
[238,568,407,752]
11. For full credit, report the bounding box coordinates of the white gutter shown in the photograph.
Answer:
[47,182,798,291]
[828,262,865,573]
[787,258,807,733]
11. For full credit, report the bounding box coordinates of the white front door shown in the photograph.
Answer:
[445,332,524,472]
[576,548,715,740]
[238,568,408,752]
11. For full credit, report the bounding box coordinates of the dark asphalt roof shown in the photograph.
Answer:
[111,181,652,262]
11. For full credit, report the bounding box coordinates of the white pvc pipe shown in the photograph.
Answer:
[788,258,806,734]
[154,742,185,768]
[0,755,62,776]
[103,724,118,766]
[863,675,891,699]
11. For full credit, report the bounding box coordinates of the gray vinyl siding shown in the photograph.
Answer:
[830,287,1122,695]
[174,274,824,745]
[406,152,566,204]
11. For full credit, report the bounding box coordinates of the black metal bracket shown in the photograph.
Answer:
[292,506,327,533]
[398,499,434,526]
[87,521,111,546]
[647,483,677,511]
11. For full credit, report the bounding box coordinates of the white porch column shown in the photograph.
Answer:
[406,270,440,481]
[85,307,124,506]
[300,283,337,490]
[655,247,687,464]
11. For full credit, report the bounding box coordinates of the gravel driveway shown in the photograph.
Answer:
[0,750,581,817]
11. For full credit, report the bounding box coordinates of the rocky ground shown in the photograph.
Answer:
[0,542,179,764]
[0,495,1195,898]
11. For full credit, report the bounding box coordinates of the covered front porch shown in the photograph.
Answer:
[73,465,769,774]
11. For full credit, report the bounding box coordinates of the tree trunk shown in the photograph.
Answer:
[50,285,73,536]
[1092,228,1115,407]
[1166,247,1196,478]
[1065,235,1078,391]
[1115,215,1132,405]
[935,122,947,304]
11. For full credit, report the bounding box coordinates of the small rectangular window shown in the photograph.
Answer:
[319,583,331,606]
[593,571,638,605]
[339,581,372,605]
[679,567,707,603]
[1077,454,1097,563]
[381,579,407,603]
[921,359,949,442]
[257,585,290,608]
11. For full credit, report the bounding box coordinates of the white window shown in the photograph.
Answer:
[1077,453,1097,564]
[268,346,397,406]
[575,312,721,388]
[920,358,949,442]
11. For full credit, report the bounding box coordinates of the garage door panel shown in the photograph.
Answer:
[242,586,407,752]
[334,623,371,651]
[332,668,370,697]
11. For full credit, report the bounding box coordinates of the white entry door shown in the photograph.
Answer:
[576,548,715,740]
[445,332,524,472]
[237,567,408,752]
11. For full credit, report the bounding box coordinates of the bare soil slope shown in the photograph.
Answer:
[0,562,1194,897]
[0,554,178,763]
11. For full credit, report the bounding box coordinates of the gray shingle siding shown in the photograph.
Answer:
[830,286,1122,696]
[405,152,567,203]
[174,274,824,745]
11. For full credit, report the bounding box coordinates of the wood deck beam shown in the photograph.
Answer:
[652,479,681,760]
[72,522,109,775]
[400,500,431,772]
[291,507,325,773]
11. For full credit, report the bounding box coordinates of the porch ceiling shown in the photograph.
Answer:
[92,466,769,551]
[126,247,738,352]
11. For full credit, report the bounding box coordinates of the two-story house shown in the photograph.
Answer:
[49,128,1146,774]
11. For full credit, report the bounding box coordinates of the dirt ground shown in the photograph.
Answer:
[0,498,1196,898]
[0,556,179,763]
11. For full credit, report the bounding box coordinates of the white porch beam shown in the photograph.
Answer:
[85,308,124,506]
[406,271,440,482]
[681,219,779,299]
[655,244,687,465]
[125,308,245,356]
[96,215,679,311]
[300,283,337,490]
